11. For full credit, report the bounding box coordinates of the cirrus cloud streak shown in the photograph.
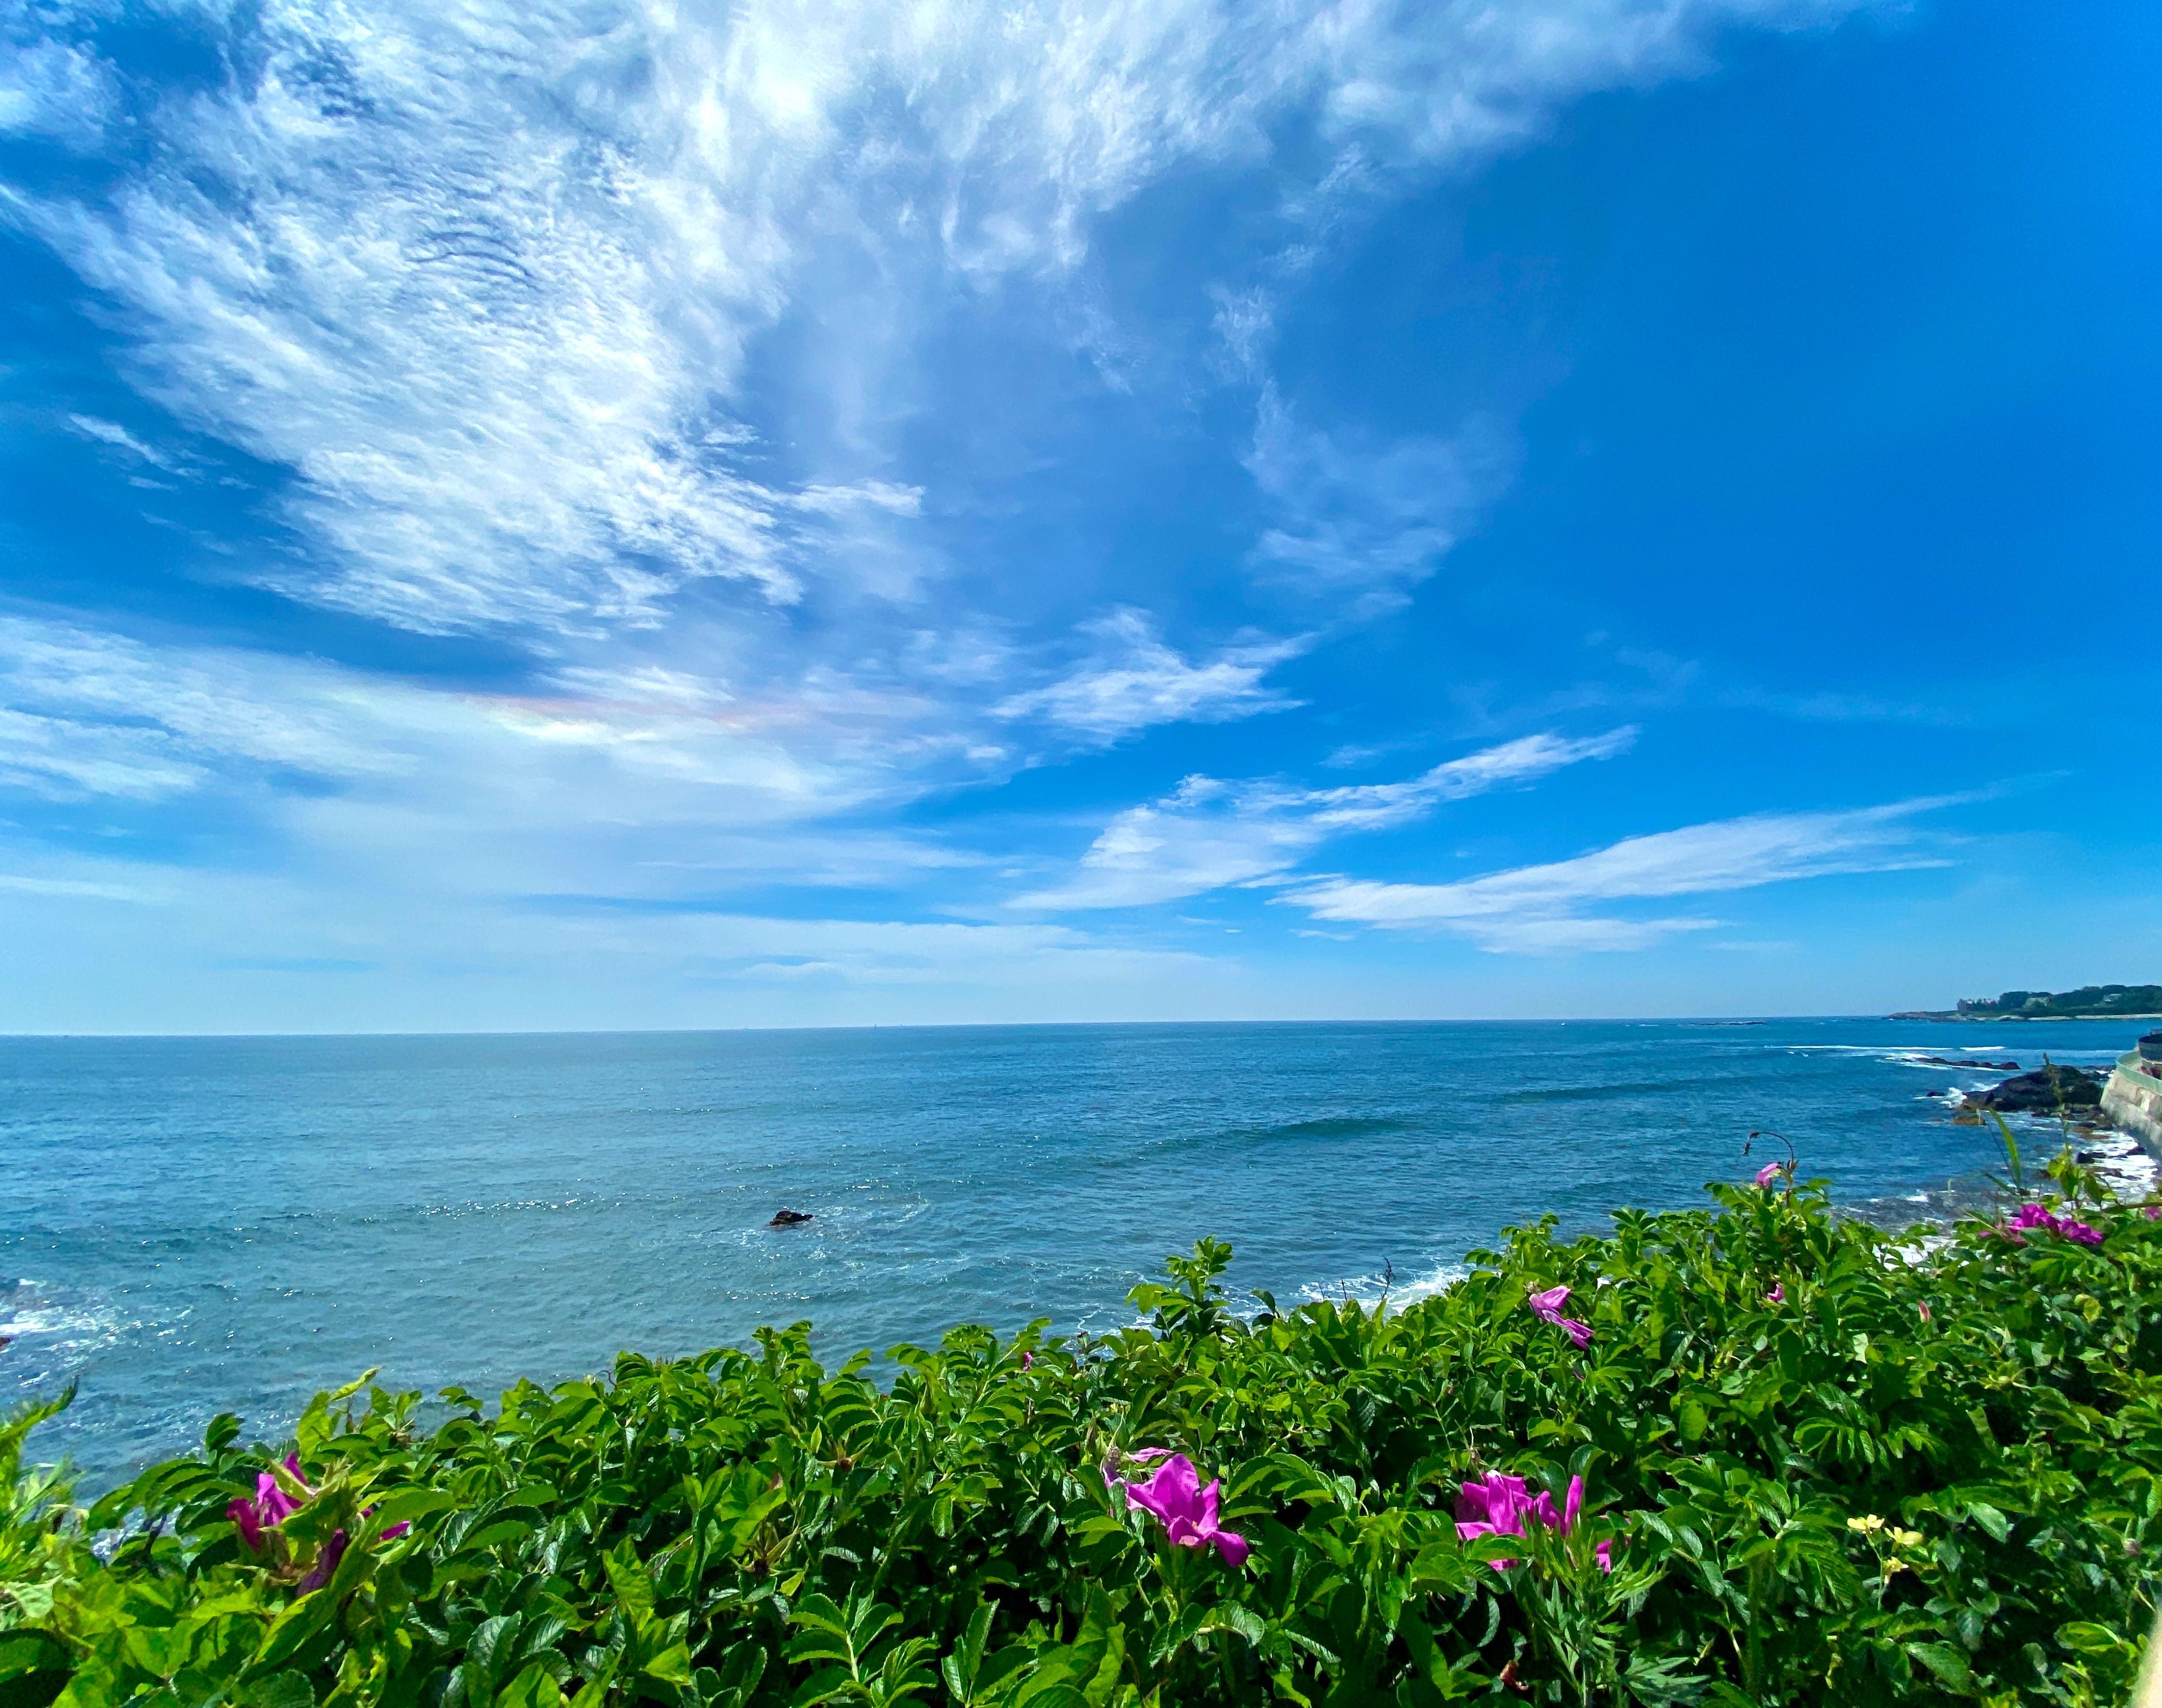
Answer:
[1015,727,1637,910]
[1285,796,1969,951]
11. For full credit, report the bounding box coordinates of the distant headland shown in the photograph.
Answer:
[1891,982,2162,1021]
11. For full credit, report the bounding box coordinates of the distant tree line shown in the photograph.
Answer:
[1956,983,2162,1017]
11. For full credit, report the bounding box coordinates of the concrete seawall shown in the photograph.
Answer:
[2104,1053,2162,1157]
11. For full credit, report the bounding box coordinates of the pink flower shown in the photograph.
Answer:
[1754,1162,1782,1188]
[228,1458,411,1585]
[228,1455,310,1553]
[298,1531,347,1591]
[1104,1452,1249,1566]
[2145,1206,2160,1222]
[1765,1283,1785,1304]
[1917,1301,1932,1323]
[1528,1284,1593,1350]
[2003,1203,2104,1246]
[1455,1472,1612,1573]
[1021,1350,1034,1369]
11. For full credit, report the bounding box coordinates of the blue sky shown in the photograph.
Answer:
[1,0,2156,1032]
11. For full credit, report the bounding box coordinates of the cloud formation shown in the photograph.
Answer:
[1245,387,1511,604]
[1017,728,1636,909]
[994,609,1305,742]
[1287,798,1963,951]
[2,0,1958,1030]
[10,0,1865,643]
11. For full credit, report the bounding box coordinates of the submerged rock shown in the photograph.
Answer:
[768,1208,814,1228]
[1967,1067,2104,1114]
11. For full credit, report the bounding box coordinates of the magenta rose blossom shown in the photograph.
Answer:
[1527,1284,1593,1350]
[228,1455,310,1553]
[228,1456,411,1589]
[1455,1471,1612,1572]
[1104,1450,1250,1566]
[2003,1203,2104,1246]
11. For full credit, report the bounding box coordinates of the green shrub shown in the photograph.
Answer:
[3,1157,2157,1707]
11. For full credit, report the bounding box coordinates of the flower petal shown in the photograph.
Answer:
[228,1495,264,1553]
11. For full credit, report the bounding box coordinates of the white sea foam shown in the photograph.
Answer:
[0,1290,129,1350]
[1293,1259,1470,1315]
[2069,1128,2159,1200]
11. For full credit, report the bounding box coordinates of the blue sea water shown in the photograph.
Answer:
[2,1018,2150,1488]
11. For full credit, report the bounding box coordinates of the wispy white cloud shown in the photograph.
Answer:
[66,414,177,469]
[0,614,852,833]
[1017,727,1636,909]
[0,848,1224,1029]
[1285,796,1964,951]
[994,608,1305,743]
[0,872,158,903]
[0,0,1890,1025]
[9,0,1868,642]
[0,37,115,149]
[1244,385,1512,603]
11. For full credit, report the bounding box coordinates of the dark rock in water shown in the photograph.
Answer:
[2141,1030,2162,1064]
[1914,1056,2020,1070]
[1967,1067,2104,1113]
[768,1208,814,1228]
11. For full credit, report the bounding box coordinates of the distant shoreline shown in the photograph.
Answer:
[1888,1012,2162,1023]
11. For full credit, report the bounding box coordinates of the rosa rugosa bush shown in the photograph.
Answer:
[2,1156,2156,1707]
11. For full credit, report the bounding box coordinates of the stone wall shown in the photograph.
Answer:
[2103,1054,2162,1158]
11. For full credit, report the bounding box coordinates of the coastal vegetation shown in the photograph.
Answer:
[1894,984,2162,1021]
[2,1152,2158,1707]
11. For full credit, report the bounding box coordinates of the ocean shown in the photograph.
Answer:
[3,1018,2151,1488]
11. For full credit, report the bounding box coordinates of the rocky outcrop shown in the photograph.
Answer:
[1966,1066,2104,1114]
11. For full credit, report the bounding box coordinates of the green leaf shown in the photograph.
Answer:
[601,1543,656,1624]
[791,1663,858,1708]
[238,1672,317,1708]
[1963,1501,2010,1542]
[0,1633,69,1688]
[942,1601,995,1703]
[642,1644,694,1685]
[251,1584,342,1671]
[367,1486,457,1535]
[1904,1641,1974,1694]
[493,1663,566,1708]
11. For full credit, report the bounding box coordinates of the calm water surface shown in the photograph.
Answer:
[2,1018,2147,1485]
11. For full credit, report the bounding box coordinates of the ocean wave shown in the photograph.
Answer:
[1294,1259,1470,1314]
[0,1281,130,1353]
